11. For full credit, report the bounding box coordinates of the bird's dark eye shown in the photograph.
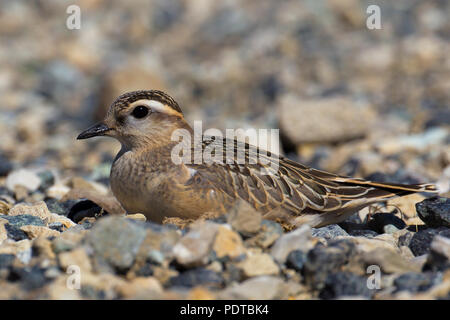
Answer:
[131,106,149,119]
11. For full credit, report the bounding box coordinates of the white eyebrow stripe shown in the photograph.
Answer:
[129,99,183,117]
[130,99,166,112]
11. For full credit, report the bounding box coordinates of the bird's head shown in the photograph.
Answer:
[77,90,189,149]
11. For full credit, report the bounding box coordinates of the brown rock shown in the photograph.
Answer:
[117,277,163,299]
[33,236,56,260]
[62,189,125,215]
[152,266,179,286]
[9,201,52,221]
[219,276,288,299]
[279,95,376,144]
[0,219,7,244]
[226,200,262,236]
[172,221,219,267]
[212,226,245,259]
[20,225,60,239]
[187,287,216,300]
[58,247,93,274]
[0,200,11,214]
[0,239,32,264]
[236,253,279,278]
[361,248,421,274]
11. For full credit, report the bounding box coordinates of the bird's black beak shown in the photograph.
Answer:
[77,122,111,140]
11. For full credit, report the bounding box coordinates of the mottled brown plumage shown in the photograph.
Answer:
[78,90,438,228]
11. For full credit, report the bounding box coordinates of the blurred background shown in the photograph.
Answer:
[0,0,449,190]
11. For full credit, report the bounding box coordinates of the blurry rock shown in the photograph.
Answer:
[394,272,442,293]
[117,277,163,299]
[20,225,60,239]
[409,227,450,256]
[236,253,279,278]
[423,235,450,272]
[58,247,92,274]
[270,225,314,263]
[375,128,448,155]
[8,201,74,228]
[319,272,373,299]
[416,197,450,228]
[430,235,450,261]
[62,189,125,215]
[168,268,223,289]
[367,213,407,234]
[226,200,262,237]
[52,227,87,254]
[172,221,219,267]
[8,265,52,291]
[8,201,50,219]
[0,154,13,177]
[152,266,179,286]
[0,254,15,270]
[44,198,74,216]
[37,170,55,191]
[5,224,29,241]
[68,177,108,195]
[0,239,32,264]
[48,214,75,229]
[361,248,421,274]
[32,236,56,260]
[46,184,71,200]
[86,216,147,272]
[212,225,245,260]
[312,224,348,240]
[246,220,283,248]
[348,229,378,238]
[303,240,359,290]
[0,214,45,228]
[279,95,376,144]
[0,200,11,215]
[219,276,288,299]
[0,219,7,244]
[365,170,422,186]
[6,169,41,192]
[186,287,217,300]
[425,110,450,129]
[67,200,105,223]
[286,250,308,272]
[346,234,400,253]
[128,226,180,277]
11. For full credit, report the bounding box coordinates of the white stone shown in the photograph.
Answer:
[6,169,41,192]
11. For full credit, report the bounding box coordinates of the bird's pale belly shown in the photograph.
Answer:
[110,157,229,222]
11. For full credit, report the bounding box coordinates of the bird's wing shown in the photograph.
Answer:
[185,136,437,215]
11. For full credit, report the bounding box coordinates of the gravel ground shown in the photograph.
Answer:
[0,0,449,299]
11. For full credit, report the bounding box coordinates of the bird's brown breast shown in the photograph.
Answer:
[110,145,230,222]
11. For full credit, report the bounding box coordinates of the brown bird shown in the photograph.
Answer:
[77,90,438,228]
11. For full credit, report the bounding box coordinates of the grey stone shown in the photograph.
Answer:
[169,268,223,289]
[286,250,308,271]
[394,272,442,293]
[271,225,313,263]
[312,224,349,240]
[87,216,147,272]
[320,272,373,299]
[0,215,45,228]
[409,227,450,256]
[416,197,450,228]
